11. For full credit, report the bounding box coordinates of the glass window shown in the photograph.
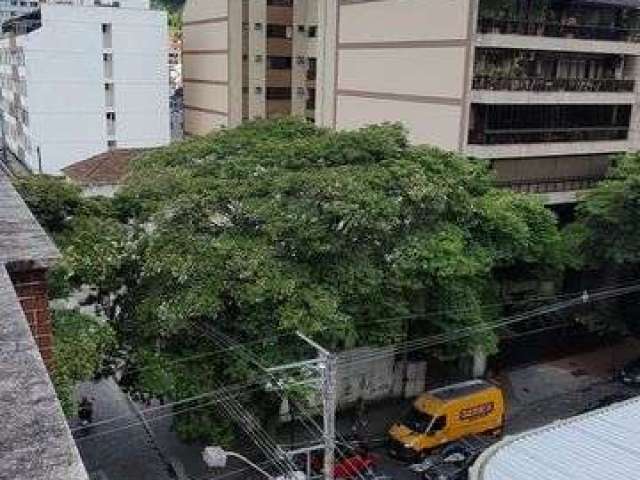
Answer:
[403,408,434,432]
[430,416,447,433]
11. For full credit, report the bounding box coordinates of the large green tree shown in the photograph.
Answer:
[18,120,565,441]
[567,152,640,334]
[98,119,565,440]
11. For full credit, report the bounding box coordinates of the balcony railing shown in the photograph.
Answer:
[496,175,604,193]
[478,17,640,43]
[472,75,635,93]
[470,126,629,145]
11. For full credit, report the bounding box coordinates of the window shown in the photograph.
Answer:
[267,56,292,70]
[296,87,305,97]
[106,112,116,121]
[306,88,316,110]
[297,25,306,33]
[267,24,289,38]
[267,0,293,5]
[107,139,117,149]
[403,408,434,432]
[255,86,263,94]
[307,57,317,81]
[430,416,447,433]
[308,25,318,38]
[266,87,291,100]
[255,54,263,63]
[254,22,263,31]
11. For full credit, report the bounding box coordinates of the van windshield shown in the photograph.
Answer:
[403,408,434,432]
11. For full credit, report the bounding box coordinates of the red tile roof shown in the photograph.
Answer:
[62,149,144,186]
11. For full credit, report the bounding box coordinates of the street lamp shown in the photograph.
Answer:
[202,446,305,480]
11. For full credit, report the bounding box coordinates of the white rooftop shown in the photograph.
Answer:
[470,396,640,480]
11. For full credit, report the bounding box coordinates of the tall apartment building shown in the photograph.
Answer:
[183,0,640,203]
[182,0,319,133]
[0,0,170,174]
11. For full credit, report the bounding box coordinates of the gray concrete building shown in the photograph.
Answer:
[183,0,640,203]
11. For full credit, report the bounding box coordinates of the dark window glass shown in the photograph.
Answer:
[268,56,292,69]
[267,24,288,38]
[266,87,291,100]
[430,416,447,433]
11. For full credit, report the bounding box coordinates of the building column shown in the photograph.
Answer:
[248,0,267,120]
[626,56,640,151]
[9,268,55,370]
[316,0,338,127]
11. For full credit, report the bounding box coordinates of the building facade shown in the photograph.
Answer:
[182,0,319,134]
[0,0,170,174]
[183,0,640,202]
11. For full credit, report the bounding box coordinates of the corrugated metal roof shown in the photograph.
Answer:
[471,396,640,480]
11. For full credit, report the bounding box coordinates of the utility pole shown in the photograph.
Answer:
[296,332,337,480]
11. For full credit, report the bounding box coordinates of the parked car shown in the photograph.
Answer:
[303,440,379,480]
[410,438,493,480]
[389,380,505,460]
[620,358,640,386]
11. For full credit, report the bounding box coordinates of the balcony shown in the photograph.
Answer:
[496,175,603,194]
[477,18,640,43]
[470,126,628,145]
[472,76,635,93]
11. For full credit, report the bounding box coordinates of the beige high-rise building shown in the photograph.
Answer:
[183,0,640,203]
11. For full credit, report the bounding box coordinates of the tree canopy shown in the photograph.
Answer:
[17,119,566,441]
[115,120,563,353]
[571,152,640,268]
[97,120,566,441]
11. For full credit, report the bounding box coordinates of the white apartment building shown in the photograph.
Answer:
[0,0,170,174]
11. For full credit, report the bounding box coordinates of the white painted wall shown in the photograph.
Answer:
[337,96,463,149]
[339,0,470,43]
[15,3,169,173]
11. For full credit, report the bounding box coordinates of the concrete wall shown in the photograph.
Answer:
[183,0,231,134]
[333,0,474,150]
[336,348,427,406]
[18,4,169,173]
[248,0,267,119]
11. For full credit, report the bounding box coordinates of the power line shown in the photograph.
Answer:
[74,389,260,444]
[192,323,299,478]
[349,279,640,329]
[71,381,261,433]
[198,325,371,480]
[337,282,640,369]
[119,331,295,378]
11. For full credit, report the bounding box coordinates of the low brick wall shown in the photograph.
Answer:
[9,268,54,369]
